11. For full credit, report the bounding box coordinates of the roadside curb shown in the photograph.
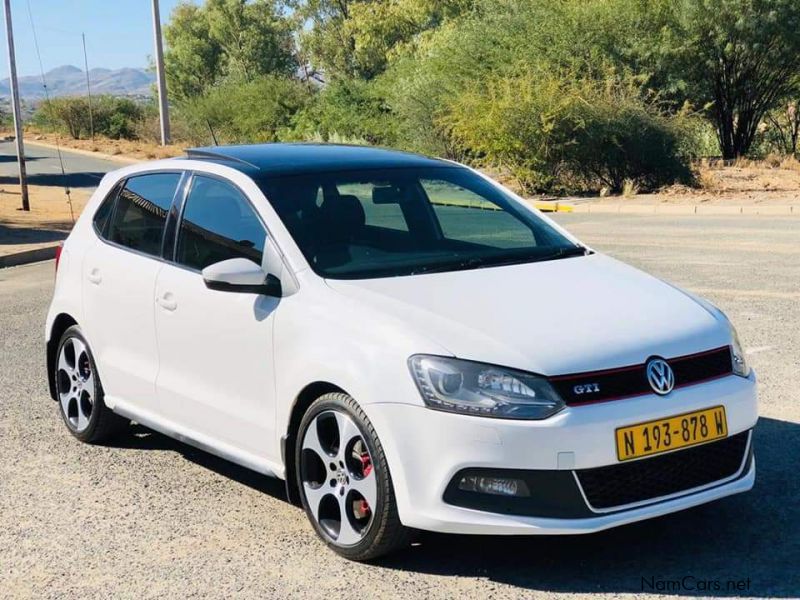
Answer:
[532,201,574,213]
[0,245,58,269]
[25,140,140,165]
[569,203,800,216]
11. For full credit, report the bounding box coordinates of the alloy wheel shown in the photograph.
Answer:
[56,336,95,432]
[300,410,377,547]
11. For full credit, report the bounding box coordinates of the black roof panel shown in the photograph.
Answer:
[186,143,453,176]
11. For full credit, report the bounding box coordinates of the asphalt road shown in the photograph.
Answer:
[1,214,799,599]
[0,140,123,191]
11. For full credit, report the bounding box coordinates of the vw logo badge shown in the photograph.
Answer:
[646,358,675,395]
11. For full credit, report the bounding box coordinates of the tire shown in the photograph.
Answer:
[295,392,411,561]
[54,325,128,443]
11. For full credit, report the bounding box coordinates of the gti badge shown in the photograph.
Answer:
[573,382,600,395]
[646,357,674,395]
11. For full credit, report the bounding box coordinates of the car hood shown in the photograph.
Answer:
[325,253,730,375]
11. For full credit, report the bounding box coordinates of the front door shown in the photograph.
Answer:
[154,174,279,462]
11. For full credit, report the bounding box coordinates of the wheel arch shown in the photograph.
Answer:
[46,313,78,400]
[282,381,349,505]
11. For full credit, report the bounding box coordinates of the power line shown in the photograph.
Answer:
[26,0,74,222]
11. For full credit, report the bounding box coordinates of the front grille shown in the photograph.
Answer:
[550,346,733,405]
[576,431,750,510]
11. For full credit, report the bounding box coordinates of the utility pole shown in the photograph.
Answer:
[82,33,94,141]
[151,0,170,146]
[3,0,29,211]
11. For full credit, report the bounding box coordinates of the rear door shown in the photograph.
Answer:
[82,172,183,417]
[153,174,279,461]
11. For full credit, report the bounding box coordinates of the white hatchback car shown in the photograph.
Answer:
[46,144,757,560]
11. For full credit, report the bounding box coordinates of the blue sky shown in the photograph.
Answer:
[2,0,192,77]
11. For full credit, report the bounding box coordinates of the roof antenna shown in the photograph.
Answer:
[206,119,219,146]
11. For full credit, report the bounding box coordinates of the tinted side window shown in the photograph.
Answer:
[93,183,120,237]
[107,173,181,257]
[175,176,266,271]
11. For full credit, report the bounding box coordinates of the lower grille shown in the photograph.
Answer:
[576,431,750,510]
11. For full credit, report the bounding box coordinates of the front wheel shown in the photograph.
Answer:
[296,393,410,561]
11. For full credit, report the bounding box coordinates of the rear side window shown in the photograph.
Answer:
[92,183,120,236]
[107,173,181,257]
[175,175,266,271]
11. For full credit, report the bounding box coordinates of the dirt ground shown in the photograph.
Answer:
[575,158,800,206]
[0,186,90,256]
[23,130,185,162]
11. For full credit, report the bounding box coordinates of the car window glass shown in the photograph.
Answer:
[107,173,181,257]
[93,184,119,237]
[258,167,576,279]
[176,176,266,271]
[421,179,536,248]
[335,182,409,231]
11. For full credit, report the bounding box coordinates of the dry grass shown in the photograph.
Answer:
[621,179,639,197]
[18,129,186,162]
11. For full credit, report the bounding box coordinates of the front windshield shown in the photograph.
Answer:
[258,167,583,280]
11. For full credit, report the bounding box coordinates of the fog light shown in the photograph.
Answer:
[458,475,530,497]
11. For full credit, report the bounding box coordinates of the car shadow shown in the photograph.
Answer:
[109,417,798,597]
[109,423,287,500]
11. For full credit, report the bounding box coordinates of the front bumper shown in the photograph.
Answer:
[365,372,758,535]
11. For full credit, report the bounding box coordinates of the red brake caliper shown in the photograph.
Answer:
[353,452,373,519]
[359,452,373,477]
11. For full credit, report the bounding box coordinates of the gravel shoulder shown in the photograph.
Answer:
[1,214,799,599]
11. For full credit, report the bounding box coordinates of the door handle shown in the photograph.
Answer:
[156,292,177,312]
[87,268,102,285]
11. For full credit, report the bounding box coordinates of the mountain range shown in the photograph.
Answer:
[0,65,154,100]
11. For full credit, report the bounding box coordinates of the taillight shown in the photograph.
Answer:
[54,243,63,274]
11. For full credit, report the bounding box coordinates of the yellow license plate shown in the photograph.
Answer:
[615,406,728,461]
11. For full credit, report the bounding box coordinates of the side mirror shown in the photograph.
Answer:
[202,258,282,297]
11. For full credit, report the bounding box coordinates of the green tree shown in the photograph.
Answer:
[289,0,471,80]
[163,3,222,102]
[659,0,800,158]
[164,0,296,102]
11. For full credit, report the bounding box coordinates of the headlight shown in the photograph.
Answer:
[408,355,565,419]
[729,324,750,378]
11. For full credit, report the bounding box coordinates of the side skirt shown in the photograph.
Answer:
[110,396,285,480]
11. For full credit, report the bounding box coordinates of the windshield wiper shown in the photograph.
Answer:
[408,246,590,275]
[535,245,591,262]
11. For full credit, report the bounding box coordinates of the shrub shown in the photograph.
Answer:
[180,75,311,144]
[562,80,696,193]
[288,78,397,145]
[32,95,144,140]
[446,69,696,194]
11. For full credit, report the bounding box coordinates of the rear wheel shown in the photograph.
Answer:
[55,325,128,443]
[296,393,410,561]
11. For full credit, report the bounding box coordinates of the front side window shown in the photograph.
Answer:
[107,173,181,257]
[175,175,266,271]
[258,167,582,279]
